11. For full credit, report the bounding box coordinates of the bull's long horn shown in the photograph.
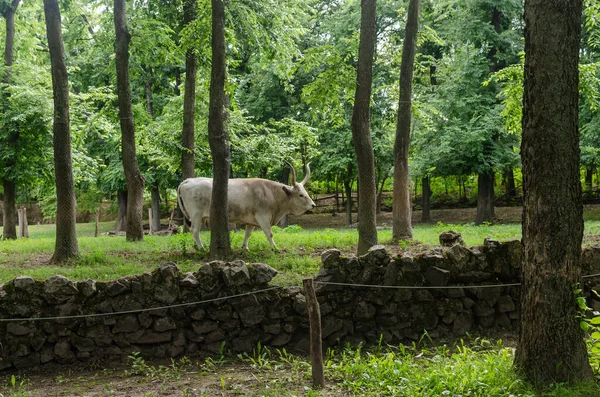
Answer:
[289,163,297,186]
[301,163,311,185]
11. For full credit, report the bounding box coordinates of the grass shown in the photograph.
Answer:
[1,219,600,285]
[2,339,598,396]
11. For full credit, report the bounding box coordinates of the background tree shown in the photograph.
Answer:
[114,0,144,241]
[351,0,378,255]
[208,0,231,258]
[44,0,78,263]
[1,0,20,240]
[393,0,420,240]
[181,0,197,181]
[515,0,593,383]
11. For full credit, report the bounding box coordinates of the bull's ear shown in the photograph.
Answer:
[282,185,293,196]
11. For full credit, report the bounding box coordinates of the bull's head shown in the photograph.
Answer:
[283,163,316,215]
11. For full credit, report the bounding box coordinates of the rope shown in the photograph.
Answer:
[315,271,600,290]
[313,281,521,289]
[0,286,281,323]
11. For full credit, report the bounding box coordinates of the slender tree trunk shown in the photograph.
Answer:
[181,0,197,181]
[278,165,291,228]
[392,0,420,241]
[475,171,495,225]
[174,68,181,96]
[585,166,594,194]
[44,0,78,263]
[151,184,161,232]
[515,0,592,384]
[116,190,127,232]
[421,176,431,222]
[351,0,378,255]
[1,0,20,240]
[208,0,231,258]
[505,168,517,199]
[344,177,353,227]
[114,0,144,241]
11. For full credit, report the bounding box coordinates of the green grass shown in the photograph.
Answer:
[1,220,600,285]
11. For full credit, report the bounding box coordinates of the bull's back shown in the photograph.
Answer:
[179,177,282,225]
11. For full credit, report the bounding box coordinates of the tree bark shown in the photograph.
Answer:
[351,0,378,255]
[114,0,144,241]
[421,175,431,223]
[116,190,127,232]
[208,0,231,258]
[181,0,197,182]
[515,0,592,384]
[44,0,79,263]
[1,0,20,240]
[392,0,420,241]
[475,171,495,225]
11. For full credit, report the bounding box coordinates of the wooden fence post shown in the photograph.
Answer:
[148,208,153,235]
[303,278,325,389]
[17,208,23,239]
[22,206,28,238]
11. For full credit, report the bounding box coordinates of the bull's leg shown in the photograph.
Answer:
[190,215,205,250]
[255,215,279,250]
[242,225,254,251]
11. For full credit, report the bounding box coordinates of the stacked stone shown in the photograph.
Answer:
[313,240,523,347]
[2,240,600,371]
[0,261,299,370]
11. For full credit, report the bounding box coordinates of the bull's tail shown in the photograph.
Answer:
[177,181,192,228]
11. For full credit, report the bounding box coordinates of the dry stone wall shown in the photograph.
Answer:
[2,240,600,371]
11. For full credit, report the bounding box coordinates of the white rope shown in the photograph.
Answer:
[313,281,521,289]
[315,271,600,290]
[0,286,281,323]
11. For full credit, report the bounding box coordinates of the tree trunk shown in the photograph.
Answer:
[515,0,592,384]
[278,165,291,228]
[208,0,231,258]
[585,166,594,194]
[344,177,353,227]
[421,175,431,223]
[505,168,517,199]
[174,68,181,96]
[151,184,161,232]
[44,0,79,263]
[116,190,127,232]
[351,0,378,255]
[474,171,495,225]
[181,0,197,182]
[1,0,20,240]
[392,0,420,241]
[114,0,144,241]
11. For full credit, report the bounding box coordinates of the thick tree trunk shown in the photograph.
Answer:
[1,0,20,240]
[114,0,144,241]
[351,0,378,255]
[116,190,127,232]
[421,176,431,223]
[181,0,197,181]
[475,171,495,225]
[44,0,79,263]
[208,0,231,258]
[151,184,161,232]
[392,0,419,241]
[515,0,592,384]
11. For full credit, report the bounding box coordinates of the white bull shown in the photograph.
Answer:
[177,164,316,250]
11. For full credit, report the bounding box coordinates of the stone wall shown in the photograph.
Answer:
[2,240,600,371]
